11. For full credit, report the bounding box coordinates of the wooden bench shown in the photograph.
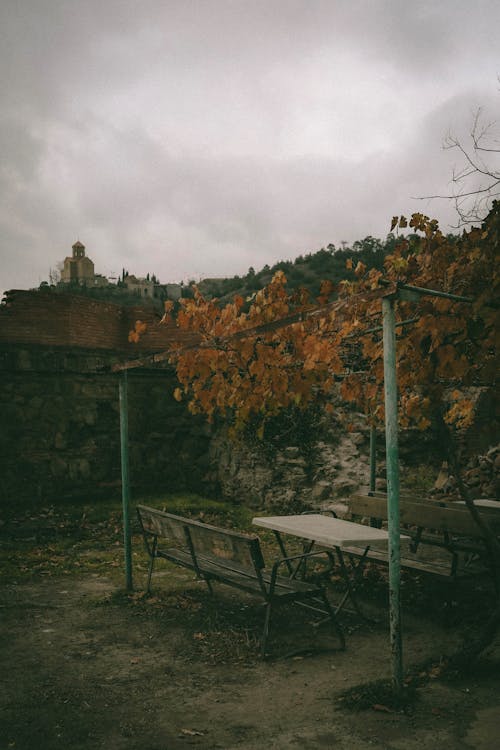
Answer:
[344,493,500,599]
[136,505,345,657]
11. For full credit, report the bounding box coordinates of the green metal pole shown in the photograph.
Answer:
[369,425,376,493]
[119,371,133,592]
[382,296,403,693]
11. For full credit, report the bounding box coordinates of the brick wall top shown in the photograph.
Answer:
[0,290,199,352]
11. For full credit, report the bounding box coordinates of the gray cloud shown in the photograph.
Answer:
[1,1,499,295]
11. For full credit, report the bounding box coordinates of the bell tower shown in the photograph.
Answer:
[60,241,95,284]
[72,240,86,259]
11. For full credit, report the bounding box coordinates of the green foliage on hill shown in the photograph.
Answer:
[193,234,401,303]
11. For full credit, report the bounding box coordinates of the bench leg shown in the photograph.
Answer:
[261,602,273,658]
[146,538,158,594]
[318,591,345,650]
[442,574,460,627]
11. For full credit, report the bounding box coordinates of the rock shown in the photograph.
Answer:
[54,432,66,450]
[78,458,90,478]
[277,455,307,467]
[322,502,349,518]
[350,432,366,447]
[482,483,498,499]
[467,476,481,487]
[50,456,67,477]
[311,481,332,501]
[264,488,297,511]
[334,478,358,495]
[440,476,456,493]
[283,447,300,458]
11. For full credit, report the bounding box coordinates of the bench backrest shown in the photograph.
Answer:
[137,505,265,572]
[349,494,500,538]
[137,505,191,546]
[186,519,265,572]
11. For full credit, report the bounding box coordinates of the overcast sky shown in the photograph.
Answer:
[1,1,499,297]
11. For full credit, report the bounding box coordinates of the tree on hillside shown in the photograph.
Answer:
[197,237,396,303]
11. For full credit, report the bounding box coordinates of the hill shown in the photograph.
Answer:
[194,235,397,303]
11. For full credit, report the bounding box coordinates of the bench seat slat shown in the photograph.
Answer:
[342,544,487,580]
[157,545,327,597]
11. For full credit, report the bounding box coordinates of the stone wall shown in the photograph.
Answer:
[208,394,498,509]
[0,289,211,506]
[0,345,213,506]
[208,409,375,511]
[2,341,496,508]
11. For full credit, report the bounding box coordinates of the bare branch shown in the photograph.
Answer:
[414,180,500,201]
[418,103,500,225]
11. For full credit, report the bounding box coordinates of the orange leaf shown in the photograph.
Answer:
[354,261,366,278]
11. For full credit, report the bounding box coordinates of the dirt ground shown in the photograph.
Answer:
[1,564,500,750]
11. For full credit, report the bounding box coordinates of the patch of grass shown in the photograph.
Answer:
[137,492,255,530]
[0,493,256,585]
[400,463,441,495]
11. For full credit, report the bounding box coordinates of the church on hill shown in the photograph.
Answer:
[60,241,95,284]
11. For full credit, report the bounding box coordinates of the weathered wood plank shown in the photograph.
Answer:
[345,493,499,582]
[349,495,500,536]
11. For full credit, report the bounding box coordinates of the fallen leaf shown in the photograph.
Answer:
[372,704,392,713]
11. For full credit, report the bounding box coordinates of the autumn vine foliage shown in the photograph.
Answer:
[170,272,344,436]
[339,205,499,432]
[147,204,499,438]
